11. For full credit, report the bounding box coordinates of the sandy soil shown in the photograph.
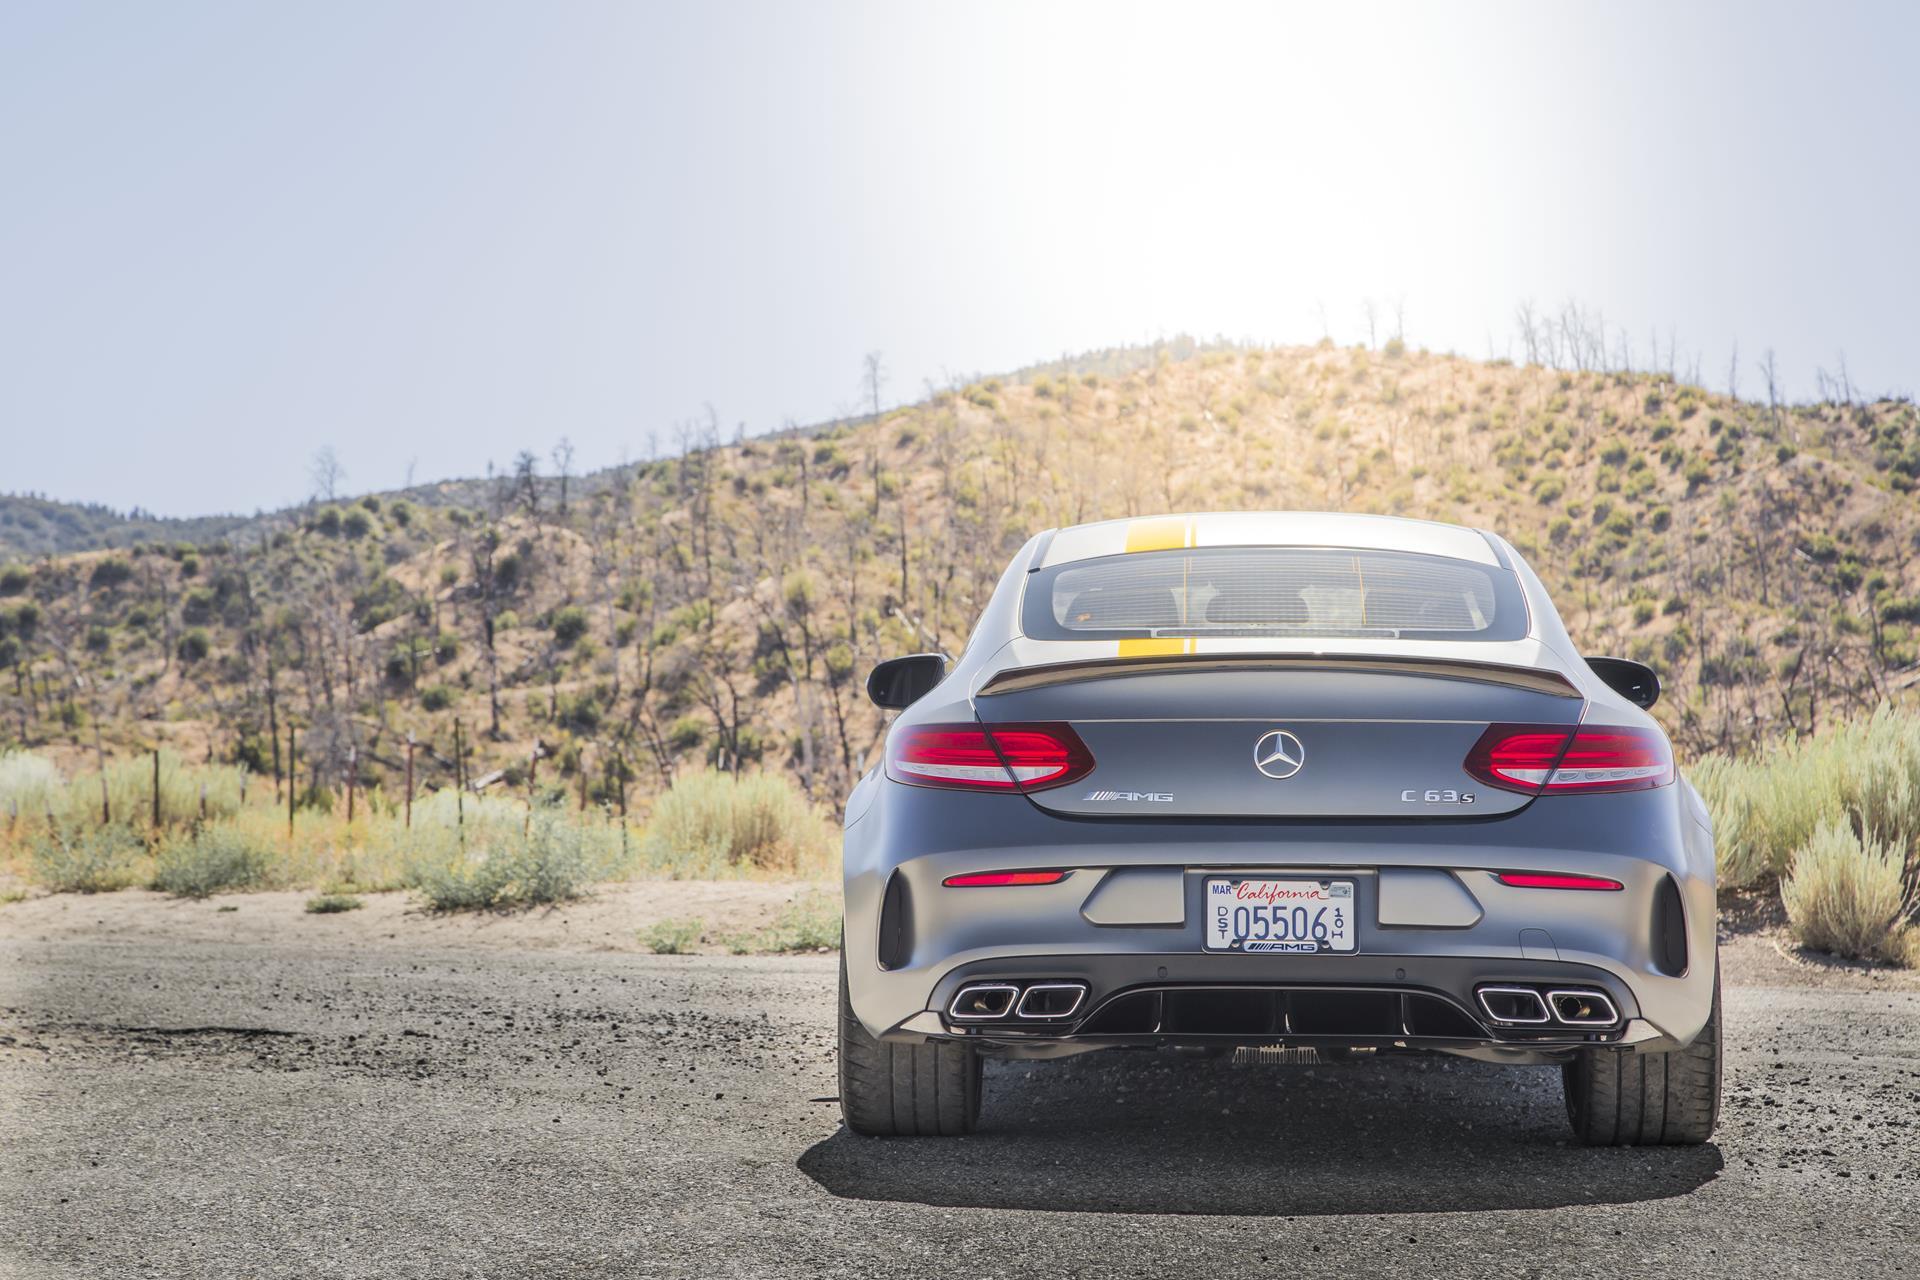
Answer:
[0,879,833,955]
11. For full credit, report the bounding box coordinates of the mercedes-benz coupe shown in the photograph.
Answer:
[838,512,1719,1145]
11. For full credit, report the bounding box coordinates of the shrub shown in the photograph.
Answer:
[402,810,615,911]
[640,770,834,877]
[551,606,590,647]
[89,558,134,590]
[724,890,839,954]
[1781,822,1915,963]
[29,825,144,893]
[641,917,704,954]
[177,628,212,663]
[305,893,364,913]
[152,826,273,897]
[420,684,456,712]
[0,564,29,595]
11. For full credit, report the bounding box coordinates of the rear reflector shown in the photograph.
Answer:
[1465,723,1673,795]
[887,722,1094,792]
[942,870,1069,887]
[1496,872,1624,891]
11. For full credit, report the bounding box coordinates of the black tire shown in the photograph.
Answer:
[1562,964,1721,1146]
[837,948,980,1136]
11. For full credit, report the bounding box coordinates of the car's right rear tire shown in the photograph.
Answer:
[1562,964,1721,1146]
[837,948,980,1137]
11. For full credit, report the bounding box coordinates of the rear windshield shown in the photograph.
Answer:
[1024,547,1528,642]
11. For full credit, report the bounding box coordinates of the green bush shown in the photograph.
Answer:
[29,825,144,893]
[641,917,704,954]
[152,826,273,897]
[551,606,590,647]
[305,893,364,913]
[640,770,833,877]
[724,890,840,954]
[420,684,456,711]
[177,628,212,663]
[402,810,616,911]
[89,558,134,590]
[1781,822,1915,963]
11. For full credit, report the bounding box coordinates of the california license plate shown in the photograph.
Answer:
[1205,878,1356,953]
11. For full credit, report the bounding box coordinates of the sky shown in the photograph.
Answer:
[2,0,1916,517]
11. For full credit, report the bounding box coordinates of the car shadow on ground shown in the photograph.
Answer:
[798,1051,1723,1216]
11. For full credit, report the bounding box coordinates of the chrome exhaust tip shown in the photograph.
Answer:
[948,983,1019,1020]
[1476,986,1551,1025]
[1014,982,1087,1020]
[1546,989,1620,1025]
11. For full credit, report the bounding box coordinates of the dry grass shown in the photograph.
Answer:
[1780,822,1917,964]
[1,757,833,910]
[1694,705,1920,963]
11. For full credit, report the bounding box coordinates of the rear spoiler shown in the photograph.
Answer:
[975,653,1581,698]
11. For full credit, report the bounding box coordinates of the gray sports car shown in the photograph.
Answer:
[839,512,1719,1145]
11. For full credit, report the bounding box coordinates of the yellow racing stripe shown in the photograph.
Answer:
[1118,637,1196,657]
[1122,516,1192,553]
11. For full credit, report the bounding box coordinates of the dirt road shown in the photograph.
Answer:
[2,894,1916,1278]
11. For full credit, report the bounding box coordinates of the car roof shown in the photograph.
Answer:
[1036,512,1503,568]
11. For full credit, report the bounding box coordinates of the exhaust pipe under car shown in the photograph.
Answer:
[1546,989,1620,1025]
[1014,982,1087,1019]
[948,983,1019,1019]
[1476,986,1551,1025]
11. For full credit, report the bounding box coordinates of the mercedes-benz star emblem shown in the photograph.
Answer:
[1253,729,1306,779]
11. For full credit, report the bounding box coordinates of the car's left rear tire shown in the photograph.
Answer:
[837,946,980,1137]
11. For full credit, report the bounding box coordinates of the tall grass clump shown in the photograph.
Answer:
[28,825,145,893]
[401,804,625,911]
[0,749,247,834]
[1693,705,1920,887]
[640,770,834,878]
[1781,822,1916,964]
[0,750,64,819]
[151,825,275,898]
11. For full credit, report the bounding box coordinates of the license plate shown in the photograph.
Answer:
[1204,878,1356,953]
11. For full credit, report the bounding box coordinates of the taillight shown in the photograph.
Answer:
[886,722,1094,792]
[1466,723,1673,795]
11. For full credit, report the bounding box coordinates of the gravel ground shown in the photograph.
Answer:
[2,902,1917,1279]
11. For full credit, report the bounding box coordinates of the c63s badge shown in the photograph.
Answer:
[1402,788,1476,805]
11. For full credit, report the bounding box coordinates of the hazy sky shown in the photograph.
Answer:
[3,1,1916,516]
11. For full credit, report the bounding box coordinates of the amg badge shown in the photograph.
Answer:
[1082,790,1174,802]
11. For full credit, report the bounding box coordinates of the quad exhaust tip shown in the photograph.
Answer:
[1015,983,1087,1020]
[949,981,1088,1021]
[948,983,1019,1020]
[1546,989,1620,1025]
[1476,986,1551,1025]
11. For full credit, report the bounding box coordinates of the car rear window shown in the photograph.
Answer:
[1024,547,1528,641]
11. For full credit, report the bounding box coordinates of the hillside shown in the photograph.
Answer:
[3,340,1918,814]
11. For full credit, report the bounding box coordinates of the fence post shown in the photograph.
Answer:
[452,718,466,846]
[405,733,415,830]
[526,745,540,836]
[346,746,357,824]
[152,748,161,833]
[287,725,297,842]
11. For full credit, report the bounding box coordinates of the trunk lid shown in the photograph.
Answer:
[973,658,1583,819]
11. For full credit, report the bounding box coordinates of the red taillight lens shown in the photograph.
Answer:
[942,870,1069,887]
[886,722,1094,792]
[1466,724,1673,795]
[1495,872,1624,891]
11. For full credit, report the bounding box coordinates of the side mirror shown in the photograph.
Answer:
[1586,656,1660,709]
[867,654,947,710]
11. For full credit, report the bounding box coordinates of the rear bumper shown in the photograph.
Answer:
[842,781,1719,1058]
